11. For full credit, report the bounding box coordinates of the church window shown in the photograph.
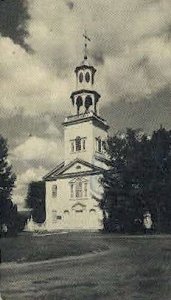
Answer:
[70,178,88,199]
[96,137,102,153]
[76,96,83,108]
[75,180,82,198]
[82,138,86,150]
[75,136,81,151]
[52,210,57,222]
[84,182,88,197]
[102,140,106,152]
[70,183,74,198]
[76,96,83,115]
[52,184,57,198]
[85,72,90,83]
[71,141,75,152]
[71,137,86,153]
[76,165,81,169]
[79,72,83,83]
[85,95,93,112]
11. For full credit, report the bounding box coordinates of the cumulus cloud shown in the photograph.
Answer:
[0,0,30,50]
[25,0,171,104]
[0,37,72,118]
[13,136,64,165]
[13,166,48,208]
[1,0,171,208]
[2,0,171,117]
[12,135,64,208]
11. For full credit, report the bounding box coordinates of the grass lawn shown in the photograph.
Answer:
[0,233,171,299]
[0,231,108,263]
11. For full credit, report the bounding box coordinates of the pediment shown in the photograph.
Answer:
[44,158,104,181]
[62,162,92,175]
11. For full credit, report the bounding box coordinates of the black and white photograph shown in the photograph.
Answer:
[0,0,171,299]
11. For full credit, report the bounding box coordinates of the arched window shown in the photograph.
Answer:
[85,72,90,83]
[85,95,92,112]
[75,180,82,198]
[79,72,83,83]
[75,136,81,151]
[76,96,83,115]
[70,178,88,199]
[76,96,83,107]
[52,185,57,198]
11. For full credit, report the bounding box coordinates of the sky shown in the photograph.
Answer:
[0,0,171,208]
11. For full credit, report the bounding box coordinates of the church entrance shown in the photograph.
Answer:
[71,203,87,229]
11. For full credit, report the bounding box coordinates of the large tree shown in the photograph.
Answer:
[147,127,171,232]
[0,135,16,234]
[101,128,171,233]
[26,181,46,224]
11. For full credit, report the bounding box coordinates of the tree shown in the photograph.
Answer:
[0,135,16,235]
[101,127,171,233]
[26,181,45,223]
[101,129,144,232]
[146,127,171,232]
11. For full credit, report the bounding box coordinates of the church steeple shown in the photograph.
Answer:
[70,33,100,116]
[83,30,90,61]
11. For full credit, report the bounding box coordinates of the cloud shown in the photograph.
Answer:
[1,0,171,118]
[0,37,72,118]
[12,135,64,208]
[0,0,30,50]
[13,166,48,207]
[1,0,171,209]
[12,136,64,165]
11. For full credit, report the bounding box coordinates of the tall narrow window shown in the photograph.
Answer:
[75,136,81,151]
[102,140,106,152]
[98,139,102,152]
[85,72,90,83]
[70,183,74,198]
[52,184,57,198]
[71,141,74,152]
[76,180,82,198]
[52,210,57,222]
[84,182,88,197]
[82,138,86,150]
[96,137,102,152]
[79,72,83,83]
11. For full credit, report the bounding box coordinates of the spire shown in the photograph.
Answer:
[83,30,91,63]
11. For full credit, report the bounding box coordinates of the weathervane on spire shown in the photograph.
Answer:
[83,30,91,60]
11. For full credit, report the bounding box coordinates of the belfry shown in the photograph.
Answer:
[43,35,109,230]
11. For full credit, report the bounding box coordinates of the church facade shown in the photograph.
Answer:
[43,51,109,231]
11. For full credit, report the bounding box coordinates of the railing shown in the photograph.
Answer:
[64,112,108,126]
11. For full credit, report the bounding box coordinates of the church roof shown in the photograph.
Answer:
[70,89,100,100]
[75,64,96,74]
[43,161,65,181]
[43,158,105,181]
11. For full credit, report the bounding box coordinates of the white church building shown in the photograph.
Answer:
[42,43,110,231]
